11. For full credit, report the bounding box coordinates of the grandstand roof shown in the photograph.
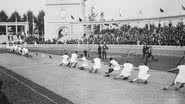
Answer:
[0,22,29,26]
[46,0,82,6]
[48,14,185,25]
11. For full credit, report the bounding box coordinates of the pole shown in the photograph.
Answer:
[15,16,18,35]
[32,15,34,36]
[6,25,8,36]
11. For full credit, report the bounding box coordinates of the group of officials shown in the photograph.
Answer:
[98,43,109,60]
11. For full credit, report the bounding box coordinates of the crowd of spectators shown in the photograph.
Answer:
[6,21,185,46]
[66,21,185,46]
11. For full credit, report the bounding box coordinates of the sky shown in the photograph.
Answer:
[0,0,185,19]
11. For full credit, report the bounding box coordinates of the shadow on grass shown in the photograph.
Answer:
[0,65,74,104]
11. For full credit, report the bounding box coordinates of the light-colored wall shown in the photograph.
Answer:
[45,0,85,41]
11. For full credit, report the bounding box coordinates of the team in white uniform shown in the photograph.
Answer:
[105,57,121,77]
[6,44,31,57]
[163,65,185,90]
[7,44,182,91]
[89,57,101,73]
[22,47,29,55]
[68,51,78,68]
[78,54,89,70]
[130,64,151,84]
[114,62,134,80]
[59,53,69,66]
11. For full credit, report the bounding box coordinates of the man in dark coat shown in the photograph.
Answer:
[142,44,148,59]
[98,44,102,58]
[143,45,158,65]
[102,43,109,60]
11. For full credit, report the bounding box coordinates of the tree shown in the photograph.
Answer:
[0,10,8,22]
[0,10,8,34]
[27,10,36,35]
[8,11,21,22]
[21,13,27,22]
[37,10,45,41]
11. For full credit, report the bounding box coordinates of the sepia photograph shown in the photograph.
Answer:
[0,0,185,104]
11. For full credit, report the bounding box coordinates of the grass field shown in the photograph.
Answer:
[0,65,73,104]
[29,49,185,72]
[0,47,185,104]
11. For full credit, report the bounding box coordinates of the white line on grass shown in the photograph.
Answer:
[0,69,59,104]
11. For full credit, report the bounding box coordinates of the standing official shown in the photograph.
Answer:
[102,43,108,60]
[98,44,102,58]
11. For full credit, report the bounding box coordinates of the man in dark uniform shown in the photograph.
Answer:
[98,44,102,58]
[102,43,109,60]
[0,81,10,104]
[142,44,148,59]
[83,50,88,57]
[144,45,158,65]
[8,35,10,41]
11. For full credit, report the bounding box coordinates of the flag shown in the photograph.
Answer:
[119,9,122,17]
[182,5,185,11]
[49,55,52,59]
[79,17,82,22]
[112,23,118,27]
[71,15,74,20]
[160,8,164,13]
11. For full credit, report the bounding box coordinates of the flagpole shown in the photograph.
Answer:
[178,0,185,15]
[15,15,18,35]
[32,15,34,36]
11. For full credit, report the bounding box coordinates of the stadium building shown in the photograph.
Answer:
[44,0,87,41]
[44,0,185,42]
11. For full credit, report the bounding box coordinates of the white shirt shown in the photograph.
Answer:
[62,55,69,64]
[120,63,133,77]
[81,57,87,63]
[110,60,119,67]
[14,45,18,51]
[138,65,150,80]
[6,45,10,49]
[9,46,13,51]
[110,60,120,70]
[18,47,22,52]
[175,65,185,84]
[93,58,101,69]
[22,48,28,54]
[70,53,78,62]
[81,57,88,67]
